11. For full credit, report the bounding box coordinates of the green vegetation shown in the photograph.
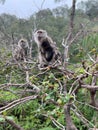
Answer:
[0,0,98,130]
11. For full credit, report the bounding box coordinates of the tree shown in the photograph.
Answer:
[77,0,98,19]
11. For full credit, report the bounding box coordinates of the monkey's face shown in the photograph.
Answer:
[34,29,47,42]
[20,40,26,48]
[18,39,29,49]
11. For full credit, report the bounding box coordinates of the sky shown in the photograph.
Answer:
[0,0,87,19]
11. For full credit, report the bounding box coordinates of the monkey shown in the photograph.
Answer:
[13,38,29,61]
[34,29,61,69]
[41,39,54,62]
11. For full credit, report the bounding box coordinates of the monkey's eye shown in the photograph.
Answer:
[21,40,24,42]
[37,31,42,33]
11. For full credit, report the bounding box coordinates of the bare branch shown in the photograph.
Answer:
[81,85,98,90]
[0,95,38,114]
[5,117,24,130]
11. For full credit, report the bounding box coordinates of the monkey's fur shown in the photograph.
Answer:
[34,29,61,68]
[13,38,29,61]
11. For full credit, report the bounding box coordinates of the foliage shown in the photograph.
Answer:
[0,46,98,130]
[0,1,98,130]
[77,0,98,19]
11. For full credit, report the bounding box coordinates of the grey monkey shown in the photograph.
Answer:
[34,29,61,69]
[13,38,29,61]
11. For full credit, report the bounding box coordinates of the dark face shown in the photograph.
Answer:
[20,40,26,48]
[36,30,47,42]
[19,39,28,49]
[37,30,43,41]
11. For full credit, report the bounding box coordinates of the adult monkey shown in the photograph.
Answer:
[34,29,61,69]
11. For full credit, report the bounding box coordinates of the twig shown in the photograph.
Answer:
[0,95,38,114]
[41,0,46,9]
[43,114,65,130]
[81,85,98,90]
[5,117,24,130]
[72,104,95,127]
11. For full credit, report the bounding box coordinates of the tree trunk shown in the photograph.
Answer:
[64,104,78,130]
[70,0,76,32]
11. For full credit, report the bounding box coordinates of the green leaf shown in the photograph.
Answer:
[49,73,54,79]
[0,117,5,122]
[6,116,14,120]
[45,95,51,100]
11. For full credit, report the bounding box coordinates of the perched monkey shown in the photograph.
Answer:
[34,29,61,69]
[13,38,29,61]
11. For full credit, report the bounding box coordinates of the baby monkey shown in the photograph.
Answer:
[13,38,29,61]
[34,29,61,69]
